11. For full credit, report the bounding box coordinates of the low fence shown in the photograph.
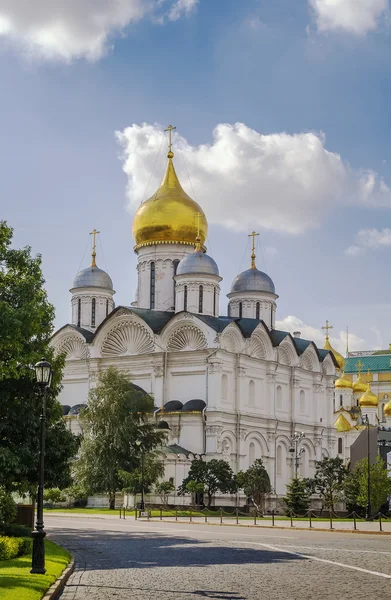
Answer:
[118,506,390,532]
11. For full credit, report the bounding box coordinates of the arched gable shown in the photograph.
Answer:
[159,312,216,351]
[244,431,269,455]
[322,353,335,376]
[220,322,243,353]
[248,323,274,360]
[94,309,156,357]
[50,326,89,361]
[299,344,321,373]
[277,337,298,367]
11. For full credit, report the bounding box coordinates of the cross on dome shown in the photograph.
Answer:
[89,228,100,267]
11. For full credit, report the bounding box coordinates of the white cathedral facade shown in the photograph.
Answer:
[51,142,339,503]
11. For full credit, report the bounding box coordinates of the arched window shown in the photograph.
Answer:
[249,442,255,467]
[221,374,228,400]
[276,385,282,409]
[199,285,203,313]
[276,445,282,476]
[91,298,96,327]
[173,260,180,309]
[338,438,343,454]
[239,302,243,318]
[77,298,81,327]
[150,262,155,309]
[249,380,255,405]
[184,285,188,312]
[106,299,109,317]
[227,303,231,317]
[339,394,343,408]
[213,288,217,316]
[300,390,305,414]
[256,302,260,320]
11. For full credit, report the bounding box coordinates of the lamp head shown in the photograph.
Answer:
[34,358,52,387]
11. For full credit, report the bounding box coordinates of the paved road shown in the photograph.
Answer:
[47,515,391,600]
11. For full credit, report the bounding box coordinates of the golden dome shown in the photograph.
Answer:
[359,384,378,408]
[323,338,345,370]
[352,374,367,394]
[335,372,352,389]
[132,154,208,250]
[384,398,391,416]
[334,414,352,432]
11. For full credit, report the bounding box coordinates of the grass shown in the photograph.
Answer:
[0,540,71,600]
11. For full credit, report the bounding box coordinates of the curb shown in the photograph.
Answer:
[42,558,75,600]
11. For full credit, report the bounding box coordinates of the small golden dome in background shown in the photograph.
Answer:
[335,372,352,389]
[359,384,378,408]
[323,338,345,370]
[132,154,208,250]
[384,398,391,416]
[352,374,367,394]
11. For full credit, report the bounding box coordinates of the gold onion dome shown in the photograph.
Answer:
[352,374,367,394]
[359,384,378,408]
[384,398,391,416]
[335,372,352,389]
[323,338,345,370]
[132,152,208,250]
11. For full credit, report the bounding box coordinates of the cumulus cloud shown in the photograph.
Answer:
[116,122,391,235]
[0,0,197,62]
[345,227,391,256]
[276,315,366,353]
[309,0,389,35]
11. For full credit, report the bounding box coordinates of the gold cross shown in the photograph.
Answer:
[89,228,100,267]
[195,212,202,251]
[248,231,259,269]
[321,320,333,340]
[355,359,365,375]
[164,125,176,155]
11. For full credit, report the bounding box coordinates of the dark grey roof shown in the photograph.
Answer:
[177,251,219,276]
[162,400,183,412]
[182,399,206,412]
[62,405,71,416]
[68,403,86,416]
[162,444,191,457]
[50,324,94,343]
[72,266,113,290]
[230,267,275,294]
[157,420,170,430]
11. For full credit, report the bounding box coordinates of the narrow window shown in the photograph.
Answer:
[150,262,155,309]
[173,260,180,309]
[239,302,243,319]
[91,298,96,327]
[256,302,260,320]
[77,298,81,327]
[184,285,188,312]
[106,299,109,317]
[199,285,203,313]
[227,303,231,317]
[300,389,305,414]
[249,442,255,467]
[249,380,255,405]
[213,288,217,316]
[276,446,282,476]
[276,385,282,409]
[338,438,343,454]
[339,394,343,408]
[221,374,228,400]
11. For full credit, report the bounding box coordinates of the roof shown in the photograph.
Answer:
[161,444,192,457]
[334,413,353,432]
[51,324,94,343]
[345,355,391,374]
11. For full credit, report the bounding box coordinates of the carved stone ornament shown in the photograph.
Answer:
[153,365,164,378]
[169,425,180,439]
[239,428,248,441]
[182,312,194,320]
[114,308,131,318]
[266,372,277,384]
[313,383,323,394]
[208,362,223,374]
[205,425,223,436]
[267,430,276,443]
[237,366,246,378]
[293,378,301,389]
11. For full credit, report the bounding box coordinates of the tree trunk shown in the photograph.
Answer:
[206,492,212,507]
[109,492,115,510]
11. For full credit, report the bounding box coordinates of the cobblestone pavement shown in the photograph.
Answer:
[48,516,391,600]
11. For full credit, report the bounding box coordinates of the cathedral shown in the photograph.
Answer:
[50,131,340,503]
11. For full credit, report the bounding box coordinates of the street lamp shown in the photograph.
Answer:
[363,414,372,521]
[289,432,305,478]
[31,358,52,575]
[135,440,145,511]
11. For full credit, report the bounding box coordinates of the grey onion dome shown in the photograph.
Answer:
[176,251,219,277]
[230,267,275,294]
[72,266,113,290]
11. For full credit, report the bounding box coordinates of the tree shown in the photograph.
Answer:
[178,459,237,507]
[0,221,79,494]
[118,453,164,495]
[237,459,271,515]
[284,478,310,516]
[307,457,347,513]
[347,456,391,515]
[155,480,176,507]
[74,367,167,509]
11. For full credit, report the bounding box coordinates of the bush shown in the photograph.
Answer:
[0,524,32,538]
[0,489,17,525]
[0,536,33,561]
[44,488,67,505]
[18,537,33,556]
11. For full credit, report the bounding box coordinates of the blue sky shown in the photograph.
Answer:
[1,0,391,351]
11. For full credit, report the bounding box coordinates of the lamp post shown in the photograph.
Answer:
[289,432,305,478]
[363,414,372,521]
[136,440,145,511]
[31,358,52,575]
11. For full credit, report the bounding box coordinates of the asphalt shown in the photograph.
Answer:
[47,515,391,600]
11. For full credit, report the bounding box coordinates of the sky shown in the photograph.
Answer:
[1,0,391,353]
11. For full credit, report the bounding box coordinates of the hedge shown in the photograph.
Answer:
[0,537,33,561]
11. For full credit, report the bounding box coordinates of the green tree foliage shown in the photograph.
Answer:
[345,456,391,514]
[237,459,271,515]
[118,453,164,495]
[74,367,167,508]
[284,478,311,516]
[178,459,237,507]
[307,456,347,513]
[0,221,79,493]
[0,489,17,525]
[155,480,176,507]
[43,488,67,506]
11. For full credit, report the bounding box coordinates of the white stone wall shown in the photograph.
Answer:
[175,274,221,316]
[227,291,277,328]
[70,287,115,331]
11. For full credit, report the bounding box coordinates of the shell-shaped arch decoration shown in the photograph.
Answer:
[56,336,89,360]
[249,335,267,359]
[220,327,242,353]
[167,325,207,352]
[101,321,154,357]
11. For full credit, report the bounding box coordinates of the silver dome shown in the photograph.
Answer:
[176,251,219,277]
[72,266,113,290]
[230,267,275,294]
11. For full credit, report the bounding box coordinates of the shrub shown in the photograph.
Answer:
[18,537,33,556]
[0,536,33,561]
[44,488,67,505]
[0,524,32,538]
[0,489,17,525]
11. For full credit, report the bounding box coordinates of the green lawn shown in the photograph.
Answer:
[0,540,71,600]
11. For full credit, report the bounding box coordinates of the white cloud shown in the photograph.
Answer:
[0,0,197,62]
[345,227,391,256]
[309,0,389,35]
[276,315,366,353]
[116,122,391,235]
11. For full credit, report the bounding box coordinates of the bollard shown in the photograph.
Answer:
[123,507,126,520]
[205,512,208,523]
[329,511,333,530]
[119,508,122,519]
[254,511,257,526]
[147,509,150,521]
[160,507,162,521]
[379,513,383,532]
[236,508,239,525]
[175,508,178,522]
[353,512,356,530]
[272,510,275,527]
[135,508,137,520]
[190,509,192,522]
[220,508,223,524]
[290,513,293,527]
[309,511,312,529]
